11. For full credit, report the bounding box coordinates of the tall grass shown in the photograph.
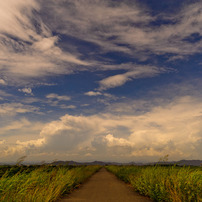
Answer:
[106,165,202,202]
[0,165,101,202]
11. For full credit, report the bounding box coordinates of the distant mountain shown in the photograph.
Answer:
[176,160,202,166]
[149,160,202,167]
[50,160,202,166]
[1,159,200,166]
[50,160,120,166]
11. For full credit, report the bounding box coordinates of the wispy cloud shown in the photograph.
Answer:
[84,91,114,98]
[84,91,102,96]
[99,65,165,90]
[0,0,90,86]
[46,93,71,101]
[45,93,74,109]
[0,103,40,116]
[1,0,201,87]
[45,0,202,59]
[0,90,12,97]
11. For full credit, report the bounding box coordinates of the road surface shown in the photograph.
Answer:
[58,167,152,202]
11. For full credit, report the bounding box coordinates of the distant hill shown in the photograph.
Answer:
[176,160,202,166]
[50,159,202,166]
[50,161,122,166]
[148,160,202,167]
[1,159,201,166]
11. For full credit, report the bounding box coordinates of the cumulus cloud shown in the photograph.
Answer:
[0,79,6,85]
[18,88,33,95]
[1,95,201,162]
[0,117,45,160]
[16,138,45,148]
[104,134,133,147]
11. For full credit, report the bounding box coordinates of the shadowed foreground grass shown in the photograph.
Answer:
[0,165,101,202]
[106,165,202,202]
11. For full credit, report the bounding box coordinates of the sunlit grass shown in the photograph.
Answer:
[106,165,202,202]
[0,165,101,202]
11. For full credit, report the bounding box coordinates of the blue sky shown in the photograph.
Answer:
[0,0,201,163]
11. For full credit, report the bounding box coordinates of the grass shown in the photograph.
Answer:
[0,165,101,202]
[106,165,202,202]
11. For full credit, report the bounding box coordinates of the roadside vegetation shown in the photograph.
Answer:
[0,164,101,202]
[106,165,202,202]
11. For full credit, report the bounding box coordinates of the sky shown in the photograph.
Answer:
[0,0,201,163]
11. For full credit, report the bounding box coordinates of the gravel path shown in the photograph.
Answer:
[58,167,152,202]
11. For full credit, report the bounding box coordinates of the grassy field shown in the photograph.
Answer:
[0,164,101,202]
[106,165,202,202]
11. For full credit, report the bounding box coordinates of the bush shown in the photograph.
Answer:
[106,165,202,202]
[0,165,101,202]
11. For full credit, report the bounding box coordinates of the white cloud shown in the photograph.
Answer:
[1,0,200,88]
[0,118,31,132]
[32,36,59,52]
[99,74,130,90]
[84,91,115,99]
[0,79,6,85]
[85,91,102,96]
[45,94,74,109]
[60,105,76,109]
[0,103,40,116]
[46,93,71,101]
[0,0,201,88]
[1,95,201,162]
[0,90,12,97]
[16,138,45,148]
[0,117,45,160]
[105,134,133,147]
[0,90,12,100]
[99,66,164,90]
[0,0,90,86]
[45,0,153,54]
[0,0,40,41]
[44,0,202,59]
[18,88,33,95]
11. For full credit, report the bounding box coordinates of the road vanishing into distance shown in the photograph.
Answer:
[58,168,152,202]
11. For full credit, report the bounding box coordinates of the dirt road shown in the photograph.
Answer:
[58,167,152,202]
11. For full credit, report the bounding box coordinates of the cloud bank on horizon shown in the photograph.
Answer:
[0,0,201,163]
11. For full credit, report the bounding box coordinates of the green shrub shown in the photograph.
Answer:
[106,165,202,202]
[0,165,101,202]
